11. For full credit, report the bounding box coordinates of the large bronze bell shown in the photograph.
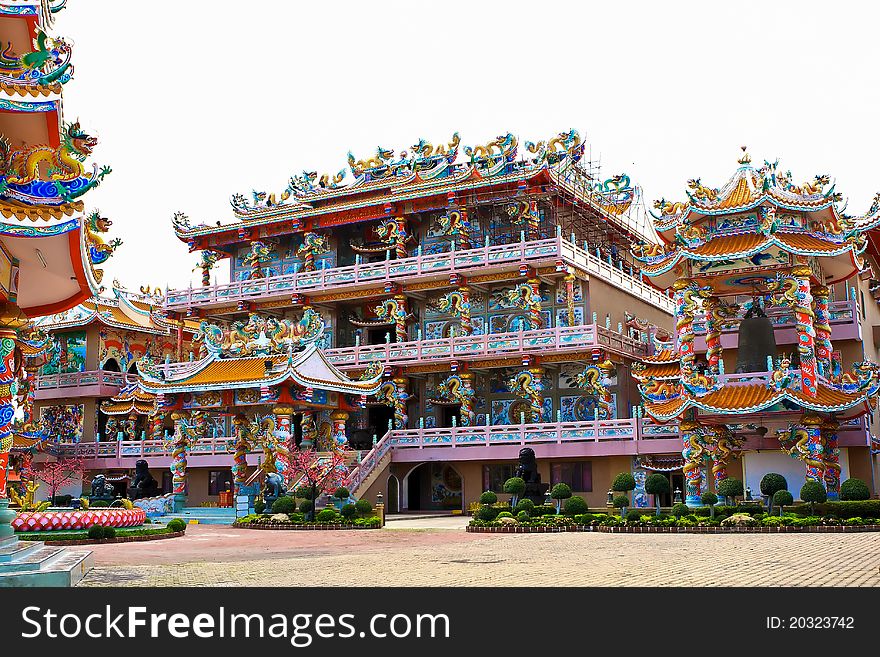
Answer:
[735,303,777,373]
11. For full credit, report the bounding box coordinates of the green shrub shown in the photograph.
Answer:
[549,483,572,509]
[514,498,535,515]
[760,473,788,498]
[645,473,670,497]
[354,498,373,515]
[671,503,689,518]
[102,526,116,539]
[52,494,74,507]
[333,486,350,500]
[315,508,338,522]
[574,514,596,525]
[253,499,266,514]
[772,489,793,514]
[479,491,498,505]
[294,485,315,500]
[167,518,186,533]
[612,495,629,509]
[287,512,305,523]
[787,500,880,519]
[611,472,636,493]
[563,496,589,515]
[271,496,296,514]
[340,504,358,520]
[625,509,643,522]
[700,492,718,507]
[503,477,526,500]
[718,478,744,504]
[840,478,870,501]
[516,510,530,523]
[694,507,711,517]
[87,525,105,539]
[800,481,827,508]
[476,505,498,521]
[298,500,314,515]
[496,511,514,519]
[531,504,556,516]
[90,500,110,507]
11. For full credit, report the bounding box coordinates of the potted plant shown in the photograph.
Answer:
[549,483,572,514]
[759,473,788,512]
[645,474,670,516]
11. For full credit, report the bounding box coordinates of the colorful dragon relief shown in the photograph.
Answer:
[295,232,330,272]
[701,424,744,490]
[777,414,826,485]
[429,374,476,427]
[679,420,705,504]
[241,240,275,279]
[702,296,739,373]
[375,378,409,430]
[507,368,545,424]
[350,218,411,259]
[766,267,817,396]
[194,250,223,287]
[672,278,713,372]
[85,211,122,281]
[525,129,583,166]
[0,26,73,86]
[437,288,471,336]
[575,361,616,420]
[464,132,518,170]
[0,121,111,203]
[503,280,543,330]
[196,308,325,357]
[437,209,471,250]
[506,199,541,239]
[350,296,411,343]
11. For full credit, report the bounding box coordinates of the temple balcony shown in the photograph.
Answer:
[324,323,649,369]
[693,299,860,352]
[164,236,674,315]
[34,370,140,401]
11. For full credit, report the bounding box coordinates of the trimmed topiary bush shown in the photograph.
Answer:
[772,489,793,516]
[563,496,589,516]
[514,498,535,515]
[760,473,788,497]
[298,500,314,516]
[700,492,718,518]
[496,511,514,520]
[645,473,670,515]
[333,487,350,500]
[87,525,105,539]
[479,490,498,505]
[102,526,116,539]
[476,505,498,521]
[271,496,296,514]
[294,485,315,500]
[612,495,630,509]
[354,498,372,515]
[503,477,526,506]
[718,478,744,505]
[253,499,265,514]
[671,503,689,518]
[800,481,827,512]
[516,510,530,523]
[549,483,572,513]
[315,508,338,522]
[531,504,556,516]
[90,500,110,508]
[840,478,870,501]
[167,518,186,533]
[611,472,636,493]
[625,509,643,522]
[340,504,358,520]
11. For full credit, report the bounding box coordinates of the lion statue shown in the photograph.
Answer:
[129,459,160,500]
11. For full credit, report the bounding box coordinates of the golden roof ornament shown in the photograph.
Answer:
[737,146,751,165]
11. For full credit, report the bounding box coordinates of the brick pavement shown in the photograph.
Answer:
[77,523,880,587]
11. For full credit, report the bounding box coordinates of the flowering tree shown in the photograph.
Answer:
[288,448,347,520]
[35,455,85,503]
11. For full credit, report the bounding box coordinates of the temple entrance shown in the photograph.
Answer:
[387,475,400,513]
[368,405,393,437]
[403,462,463,512]
[439,405,461,428]
[102,358,120,372]
[367,327,394,345]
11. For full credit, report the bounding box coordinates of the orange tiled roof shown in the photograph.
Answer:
[146,357,276,389]
[637,363,680,379]
[714,176,756,210]
[690,233,767,257]
[642,349,678,364]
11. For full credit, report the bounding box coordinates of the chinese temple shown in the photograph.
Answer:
[0,0,118,585]
[631,149,880,505]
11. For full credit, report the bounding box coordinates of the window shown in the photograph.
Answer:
[483,464,516,493]
[550,461,592,492]
[208,470,233,496]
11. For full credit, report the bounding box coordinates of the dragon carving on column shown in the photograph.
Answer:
[507,369,544,424]
[429,374,476,427]
[575,360,616,420]
[296,232,330,272]
[504,281,543,330]
[437,289,471,336]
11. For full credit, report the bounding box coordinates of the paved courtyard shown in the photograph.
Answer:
[75,518,880,587]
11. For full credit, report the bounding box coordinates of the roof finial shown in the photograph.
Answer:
[738,146,751,165]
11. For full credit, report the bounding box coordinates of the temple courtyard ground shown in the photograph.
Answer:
[76,516,880,587]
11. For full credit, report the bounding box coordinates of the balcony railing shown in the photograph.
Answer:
[693,300,858,337]
[35,370,140,391]
[164,236,674,314]
[324,323,648,369]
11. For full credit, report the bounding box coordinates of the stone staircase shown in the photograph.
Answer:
[0,535,93,587]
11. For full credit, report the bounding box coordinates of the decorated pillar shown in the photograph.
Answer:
[243,240,273,280]
[330,410,349,446]
[527,278,542,330]
[170,411,191,509]
[272,405,294,481]
[703,296,723,374]
[299,411,317,451]
[232,414,251,493]
[680,419,705,507]
[296,232,329,273]
[797,413,826,485]
[673,278,697,372]
[394,216,409,259]
[0,315,22,505]
[821,418,841,500]
[704,424,737,491]
[507,367,545,424]
[526,200,540,240]
[149,411,165,440]
[197,250,220,287]
[564,271,576,328]
[458,372,476,427]
[393,294,408,343]
[457,208,471,250]
[812,285,833,377]
[127,411,139,440]
[391,377,409,430]
[792,265,818,397]
[457,286,472,336]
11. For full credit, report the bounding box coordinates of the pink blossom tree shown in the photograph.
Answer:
[35,455,85,504]
[288,448,347,520]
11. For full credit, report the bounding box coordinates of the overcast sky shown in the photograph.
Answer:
[54,0,880,291]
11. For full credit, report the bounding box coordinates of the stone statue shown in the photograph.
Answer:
[514,447,548,504]
[262,472,287,509]
[129,459,159,500]
[89,473,115,500]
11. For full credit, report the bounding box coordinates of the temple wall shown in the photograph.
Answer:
[742,450,851,501]
[585,277,674,335]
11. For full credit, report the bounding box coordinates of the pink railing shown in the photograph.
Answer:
[36,370,140,390]
[164,236,675,314]
[346,430,393,493]
[62,436,237,459]
[325,323,646,368]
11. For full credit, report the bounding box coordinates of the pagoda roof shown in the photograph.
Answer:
[138,343,383,396]
[101,383,158,417]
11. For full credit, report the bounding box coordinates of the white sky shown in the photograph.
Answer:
[54,0,880,291]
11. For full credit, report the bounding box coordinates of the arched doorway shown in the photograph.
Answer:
[387,475,400,514]
[102,358,120,372]
[403,462,463,512]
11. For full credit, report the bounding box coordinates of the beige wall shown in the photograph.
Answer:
[585,277,674,334]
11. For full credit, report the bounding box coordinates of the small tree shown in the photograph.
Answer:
[717,477,743,506]
[503,477,526,508]
[549,483,572,514]
[760,473,788,511]
[840,478,870,501]
[479,490,498,505]
[288,448,347,521]
[611,472,636,500]
[799,481,827,514]
[333,486,350,501]
[645,474,670,516]
[612,495,630,519]
[772,490,793,516]
[701,492,718,518]
[34,456,84,503]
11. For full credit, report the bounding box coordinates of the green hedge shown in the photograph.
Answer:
[17,526,177,541]
[166,518,187,533]
[788,500,880,519]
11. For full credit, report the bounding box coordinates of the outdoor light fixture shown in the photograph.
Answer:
[673,488,682,504]
[606,489,614,506]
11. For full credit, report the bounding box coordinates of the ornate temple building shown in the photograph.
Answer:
[631,150,880,505]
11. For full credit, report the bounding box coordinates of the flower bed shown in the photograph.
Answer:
[13,508,146,532]
[17,526,184,545]
[233,512,381,530]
